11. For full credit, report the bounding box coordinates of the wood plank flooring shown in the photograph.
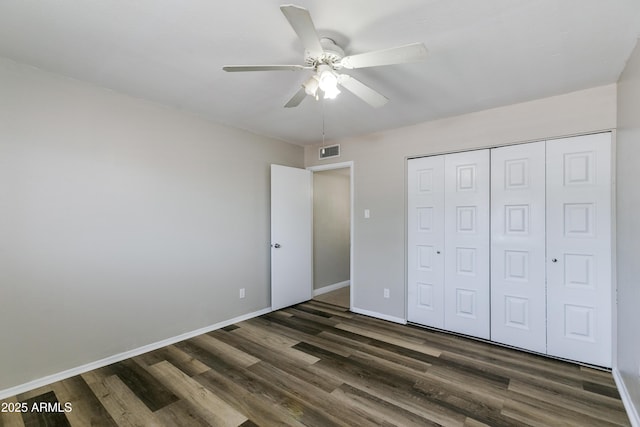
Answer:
[312,286,350,308]
[0,300,630,426]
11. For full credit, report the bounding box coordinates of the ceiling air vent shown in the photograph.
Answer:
[319,144,340,160]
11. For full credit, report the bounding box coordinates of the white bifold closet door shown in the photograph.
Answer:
[407,150,490,339]
[546,133,612,367]
[409,134,612,367]
[490,141,547,353]
[407,155,445,328]
[444,150,490,339]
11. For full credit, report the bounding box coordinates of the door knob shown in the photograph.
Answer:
[436,251,441,254]
[551,258,557,263]
[272,243,281,248]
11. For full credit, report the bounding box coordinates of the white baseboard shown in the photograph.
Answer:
[613,368,640,427]
[313,280,350,296]
[0,307,272,401]
[351,306,406,325]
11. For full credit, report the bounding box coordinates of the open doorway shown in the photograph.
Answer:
[308,162,353,309]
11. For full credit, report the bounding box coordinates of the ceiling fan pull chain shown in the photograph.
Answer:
[321,96,326,154]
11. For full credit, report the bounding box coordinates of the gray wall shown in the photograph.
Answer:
[0,57,303,391]
[305,84,617,321]
[313,169,350,290]
[616,38,640,421]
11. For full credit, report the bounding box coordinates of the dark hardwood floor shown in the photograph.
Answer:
[0,300,630,426]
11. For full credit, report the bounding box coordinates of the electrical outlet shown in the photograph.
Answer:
[364,209,370,219]
[239,288,245,299]
[383,288,390,299]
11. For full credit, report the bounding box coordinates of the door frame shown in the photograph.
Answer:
[307,161,355,310]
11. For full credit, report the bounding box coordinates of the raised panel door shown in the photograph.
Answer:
[407,156,445,327]
[444,150,490,339]
[546,133,612,367]
[491,141,547,353]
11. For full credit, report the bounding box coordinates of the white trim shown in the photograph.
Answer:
[351,307,407,325]
[0,307,271,400]
[613,368,640,427]
[307,161,355,311]
[307,161,352,172]
[313,280,350,296]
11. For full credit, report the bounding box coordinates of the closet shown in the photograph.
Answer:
[407,132,612,367]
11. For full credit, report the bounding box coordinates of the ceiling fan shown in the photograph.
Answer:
[222,4,428,108]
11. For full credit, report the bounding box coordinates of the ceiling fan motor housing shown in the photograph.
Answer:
[305,37,345,67]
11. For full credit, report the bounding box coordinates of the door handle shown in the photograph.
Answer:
[272,243,281,248]
[551,258,557,263]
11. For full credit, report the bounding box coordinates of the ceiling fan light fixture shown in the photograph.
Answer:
[316,64,340,99]
[303,75,319,96]
[317,65,337,89]
[322,84,341,100]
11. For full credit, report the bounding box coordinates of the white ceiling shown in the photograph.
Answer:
[1,1,639,145]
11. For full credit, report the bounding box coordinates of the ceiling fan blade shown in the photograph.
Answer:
[337,74,388,108]
[280,4,324,58]
[340,42,428,69]
[284,87,307,108]
[223,65,308,72]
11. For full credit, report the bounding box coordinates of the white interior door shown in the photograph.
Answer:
[491,142,547,353]
[444,150,490,339]
[407,156,445,328]
[271,164,312,311]
[546,133,612,367]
